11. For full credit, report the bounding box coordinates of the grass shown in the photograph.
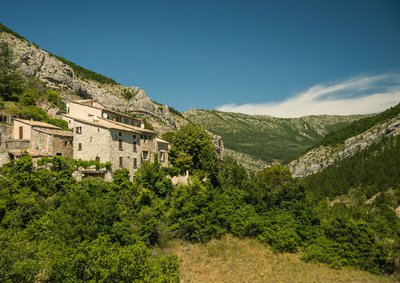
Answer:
[165,235,396,283]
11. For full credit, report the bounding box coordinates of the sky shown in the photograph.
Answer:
[1,0,400,117]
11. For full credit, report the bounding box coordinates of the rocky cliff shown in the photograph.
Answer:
[0,30,186,134]
[289,114,400,177]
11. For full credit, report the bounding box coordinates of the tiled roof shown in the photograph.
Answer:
[14,118,61,129]
[69,99,142,124]
[8,149,52,157]
[156,138,169,144]
[33,127,74,137]
[69,99,106,109]
[63,114,149,134]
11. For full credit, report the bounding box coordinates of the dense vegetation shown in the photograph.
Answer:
[1,124,398,281]
[0,41,68,129]
[312,103,400,148]
[51,54,118,85]
[306,134,400,198]
[0,22,29,42]
[184,109,363,163]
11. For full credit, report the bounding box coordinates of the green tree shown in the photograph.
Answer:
[168,124,218,177]
[0,41,23,101]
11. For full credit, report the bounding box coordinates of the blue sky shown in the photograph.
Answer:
[1,0,400,116]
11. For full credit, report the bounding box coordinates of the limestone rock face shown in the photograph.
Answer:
[127,90,177,129]
[289,115,400,177]
[1,31,186,134]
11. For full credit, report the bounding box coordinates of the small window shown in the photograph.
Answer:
[143,151,149,160]
[119,157,123,167]
[160,152,165,162]
[76,127,82,134]
[116,116,121,122]
[119,140,123,150]
[78,143,82,151]
[64,140,68,147]
[133,158,137,168]
[133,134,136,140]
[95,156,100,162]
[133,141,137,151]
[118,132,122,137]
[19,126,23,139]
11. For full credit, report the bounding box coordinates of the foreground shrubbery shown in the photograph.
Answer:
[1,125,399,281]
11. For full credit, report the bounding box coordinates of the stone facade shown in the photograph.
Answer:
[5,118,73,159]
[30,128,73,156]
[63,99,170,180]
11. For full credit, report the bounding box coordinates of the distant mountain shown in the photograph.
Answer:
[289,103,400,177]
[183,109,365,164]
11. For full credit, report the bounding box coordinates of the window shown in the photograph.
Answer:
[76,127,82,134]
[160,152,165,162]
[133,158,137,168]
[19,126,23,139]
[143,151,149,160]
[133,141,137,151]
[95,156,100,162]
[64,140,68,147]
[119,157,123,167]
[78,143,82,151]
[119,140,123,150]
[116,116,121,122]
[118,132,122,137]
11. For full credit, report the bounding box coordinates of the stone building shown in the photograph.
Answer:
[3,118,73,163]
[62,99,169,179]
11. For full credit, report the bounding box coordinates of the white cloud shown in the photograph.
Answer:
[216,74,400,117]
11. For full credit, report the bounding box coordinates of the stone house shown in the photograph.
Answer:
[3,118,73,163]
[62,99,169,179]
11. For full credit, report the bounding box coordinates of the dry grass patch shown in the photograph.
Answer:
[165,235,396,283]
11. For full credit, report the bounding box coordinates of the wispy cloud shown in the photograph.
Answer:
[216,74,400,117]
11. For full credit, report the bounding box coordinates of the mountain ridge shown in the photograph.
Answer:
[289,103,400,177]
[184,108,366,164]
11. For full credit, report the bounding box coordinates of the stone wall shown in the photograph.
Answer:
[109,128,141,179]
[72,120,112,164]
[52,135,73,157]
[12,120,31,140]
[67,101,102,121]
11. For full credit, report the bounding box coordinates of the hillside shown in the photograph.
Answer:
[289,103,400,177]
[184,109,365,164]
[0,23,187,134]
[167,236,396,283]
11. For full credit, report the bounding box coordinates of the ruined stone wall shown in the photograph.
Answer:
[52,135,73,157]
[30,130,50,152]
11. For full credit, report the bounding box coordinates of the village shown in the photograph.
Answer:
[0,99,170,180]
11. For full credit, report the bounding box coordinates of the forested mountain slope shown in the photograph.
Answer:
[290,103,400,177]
[184,109,365,163]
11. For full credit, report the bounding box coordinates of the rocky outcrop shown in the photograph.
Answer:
[1,31,186,134]
[223,148,269,173]
[126,90,187,131]
[289,115,400,177]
